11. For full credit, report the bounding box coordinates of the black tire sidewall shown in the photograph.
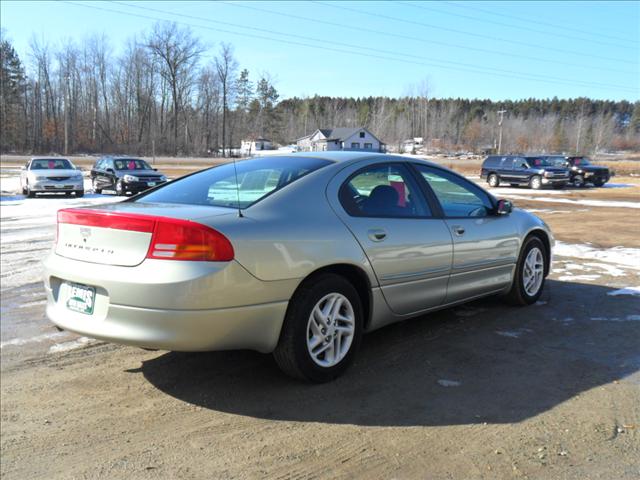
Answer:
[513,237,546,305]
[283,275,363,382]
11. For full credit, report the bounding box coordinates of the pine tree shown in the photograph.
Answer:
[1,37,27,151]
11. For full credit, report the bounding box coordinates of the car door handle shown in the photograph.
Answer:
[368,229,387,242]
[452,225,465,236]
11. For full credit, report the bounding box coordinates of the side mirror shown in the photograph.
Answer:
[153,168,158,171]
[496,199,512,215]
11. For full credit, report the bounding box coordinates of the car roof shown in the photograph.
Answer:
[270,151,444,169]
[31,157,71,161]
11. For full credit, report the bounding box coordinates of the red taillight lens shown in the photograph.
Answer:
[147,218,234,261]
[58,209,155,232]
[57,208,234,262]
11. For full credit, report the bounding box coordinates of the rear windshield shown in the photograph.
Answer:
[136,156,332,209]
[114,159,151,170]
[31,159,73,170]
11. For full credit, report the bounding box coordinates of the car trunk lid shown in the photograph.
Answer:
[55,203,236,266]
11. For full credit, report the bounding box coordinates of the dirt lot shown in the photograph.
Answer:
[1,155,639,479]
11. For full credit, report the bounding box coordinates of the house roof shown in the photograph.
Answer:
[296,127,382,143]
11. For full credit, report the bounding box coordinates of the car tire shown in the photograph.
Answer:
[573,174,585,188]
[488,173,500,187]
[75,190,84,198]
[115,180,126,196]
[92,178,102,194]
[529,175,542,190]
[593,178,605,187]
[273,273,363,383]
[26,184,35,198]
[505,236,547,306]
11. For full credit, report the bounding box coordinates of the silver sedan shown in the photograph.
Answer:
[44,152,553,382]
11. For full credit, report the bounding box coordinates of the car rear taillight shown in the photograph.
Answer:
[57,208,234,262]
[147,218,234,261]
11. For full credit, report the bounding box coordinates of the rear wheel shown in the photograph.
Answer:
[273,274,363,383]
[488,173,500,187]
[593,178,605,187]
[529,175,542,190]
[573,174,585,188]
[505,236,547,306]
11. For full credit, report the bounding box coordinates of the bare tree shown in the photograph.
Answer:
[146,22,203,155]
[215,43,237,156]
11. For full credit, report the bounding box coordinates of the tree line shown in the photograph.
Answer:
[1,23,639,157]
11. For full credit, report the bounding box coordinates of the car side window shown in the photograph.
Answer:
[414,165,494,218]
[339,164,430,218]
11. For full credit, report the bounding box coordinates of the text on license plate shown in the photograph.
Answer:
[62,282,96,315]
[148,182,156,186]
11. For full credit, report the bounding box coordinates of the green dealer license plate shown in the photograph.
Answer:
[62,282,96,315]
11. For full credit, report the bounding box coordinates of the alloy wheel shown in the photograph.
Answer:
[523,247,544,296]
[306,293,355,368]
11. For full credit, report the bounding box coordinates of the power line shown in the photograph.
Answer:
[216,1,636,75]
[59,1,638,93]
[311,0,636,66]
[110,0,637,92]
[444,0,639,45]
[398,1,637,50]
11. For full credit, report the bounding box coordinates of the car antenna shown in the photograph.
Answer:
[231,152,243,218]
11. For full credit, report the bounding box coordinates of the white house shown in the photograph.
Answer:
[240,137,273,156]
[296,128,384,153]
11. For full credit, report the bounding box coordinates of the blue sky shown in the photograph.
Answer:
[1,1,638,101]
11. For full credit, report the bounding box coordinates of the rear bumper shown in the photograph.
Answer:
[46,295,287,352]
[43,253,298,352]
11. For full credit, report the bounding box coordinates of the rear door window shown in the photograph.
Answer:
[339,163,430,218]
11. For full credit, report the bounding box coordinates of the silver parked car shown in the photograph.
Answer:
[44,152,553,382]
[20,157,85,197]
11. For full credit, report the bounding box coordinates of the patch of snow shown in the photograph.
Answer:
[508,195,640,209]
[48,337,97,353]
[558,274,601,282]
[582,262,627,277]
[607,286,640,297]
[437,379,461,387]
[495,328,532,338]
[0,331,68,349]
[554,242,640,270]
[602,183,635,188]
[590,315,640,322]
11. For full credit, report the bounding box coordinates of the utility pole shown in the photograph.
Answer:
[497,109,507,154]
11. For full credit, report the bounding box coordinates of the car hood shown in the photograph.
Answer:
[541,167,568,173]
[29,169,80,177]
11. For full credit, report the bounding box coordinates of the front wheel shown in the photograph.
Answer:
[573,174,585,188]
[529,175,542,190]
[26,184,35,198]
[505,236,547,306]
[75,190,84,198]
[115,180,126,196]
[273,274,363,383]
[488,173,500,187]
[92,178,102,194]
